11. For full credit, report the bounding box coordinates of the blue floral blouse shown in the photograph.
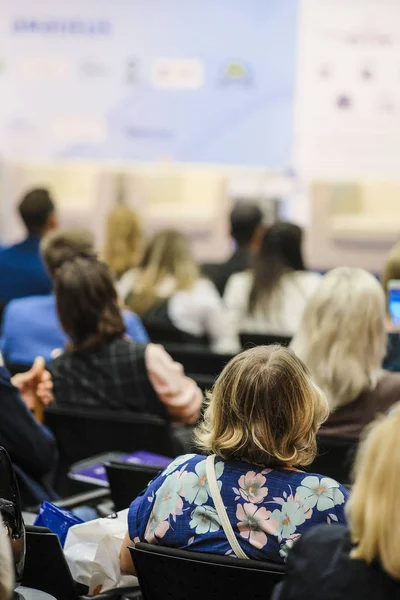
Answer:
[128,454,349,562]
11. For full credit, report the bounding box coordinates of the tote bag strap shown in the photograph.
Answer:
[205,454,249,560]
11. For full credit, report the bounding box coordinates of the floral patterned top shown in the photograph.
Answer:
[128,454,349,562]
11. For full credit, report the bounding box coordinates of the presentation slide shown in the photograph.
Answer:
[0,0,298,166]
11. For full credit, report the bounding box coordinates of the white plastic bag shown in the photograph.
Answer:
[64,509,138,595]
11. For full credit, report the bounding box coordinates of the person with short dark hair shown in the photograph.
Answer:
[202,202,264,296]
[1,228,149,366]
[49,255,202,422]
[18,188,57,237]
[0,188,57,303]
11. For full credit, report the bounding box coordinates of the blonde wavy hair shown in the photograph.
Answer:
[196,345,329,467]
[348,405,400,579]
[382,241,400,313]
[291,267,387,411]
[104,205,143,279]
[129,229,199,316]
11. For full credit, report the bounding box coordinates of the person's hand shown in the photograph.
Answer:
[11,357,54,410]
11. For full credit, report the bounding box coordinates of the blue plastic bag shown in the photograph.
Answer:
[34,501,84,547]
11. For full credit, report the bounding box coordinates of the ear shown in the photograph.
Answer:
[251,224,266,252]
[48,212,59,231]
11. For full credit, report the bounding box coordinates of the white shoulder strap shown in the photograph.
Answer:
[205,454,249,560]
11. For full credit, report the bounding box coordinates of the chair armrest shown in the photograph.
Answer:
[24,524,52,534]
[54,487,111,510]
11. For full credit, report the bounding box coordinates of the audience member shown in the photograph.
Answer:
[0,354,56,497]
[104,204,143,280]
[292,267,400,439]
[0,188,57,303]
[202,201,264,295]
[120,345,348,573]
[0,515,13,600]
[221,222,321,353]
[49,256,202,424]
[380,241,400,371]
[381,240,400,311]
[273,408,400,599]
[1,228,149,366]
[118,230,226,350]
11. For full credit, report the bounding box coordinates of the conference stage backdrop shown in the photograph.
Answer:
[0,0,298,166]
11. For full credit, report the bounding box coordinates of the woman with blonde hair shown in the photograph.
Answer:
[117,229,226,349]
[104,205,143,280]
[273,408,400,599]
[291,267,400,439]
[120,345,348,573]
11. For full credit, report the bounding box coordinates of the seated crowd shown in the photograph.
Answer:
[0,188,399,598]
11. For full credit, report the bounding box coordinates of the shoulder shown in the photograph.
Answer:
[298,522,347,546]
[373,371,400,405]
[224,271,253,294]
[293,270,322,287]
[304,270,322,282]
[122,309,141,324]
[228,270,253,285]
[158,454,206,478]
[378,370,400,388]
[118,268,137,284]
[116,269,137,297]
[4,294,52,317]
[0,244,16,261]
[288,523,349,565]
[191,278,221,299]
[110,337,145,358]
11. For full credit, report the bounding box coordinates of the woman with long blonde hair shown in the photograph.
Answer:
[117,229,226,349]
[273,408,400,599]
[120,345,348,574]
[291,267,400,438]
[104,205,143,280]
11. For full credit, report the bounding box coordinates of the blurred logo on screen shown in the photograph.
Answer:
[18,57,72,81]
[151,58,204,90]
[80,61,109,79]
[53,116,107,144]
[124,125,173,140]
[219,60,253,86]
[125,58,140,85]
[13,19,111,35]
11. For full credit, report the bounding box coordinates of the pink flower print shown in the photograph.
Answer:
[236,503,277,550]
[144,512,170,543]
[238,471,269,504]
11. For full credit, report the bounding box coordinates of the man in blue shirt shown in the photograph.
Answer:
[0,188,58,303]
[1,228,148,366]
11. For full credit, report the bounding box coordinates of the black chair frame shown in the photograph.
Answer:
[131,542,285,600]
[44,406,176,496]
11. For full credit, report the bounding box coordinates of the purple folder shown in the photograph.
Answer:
[70,451,172,487]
